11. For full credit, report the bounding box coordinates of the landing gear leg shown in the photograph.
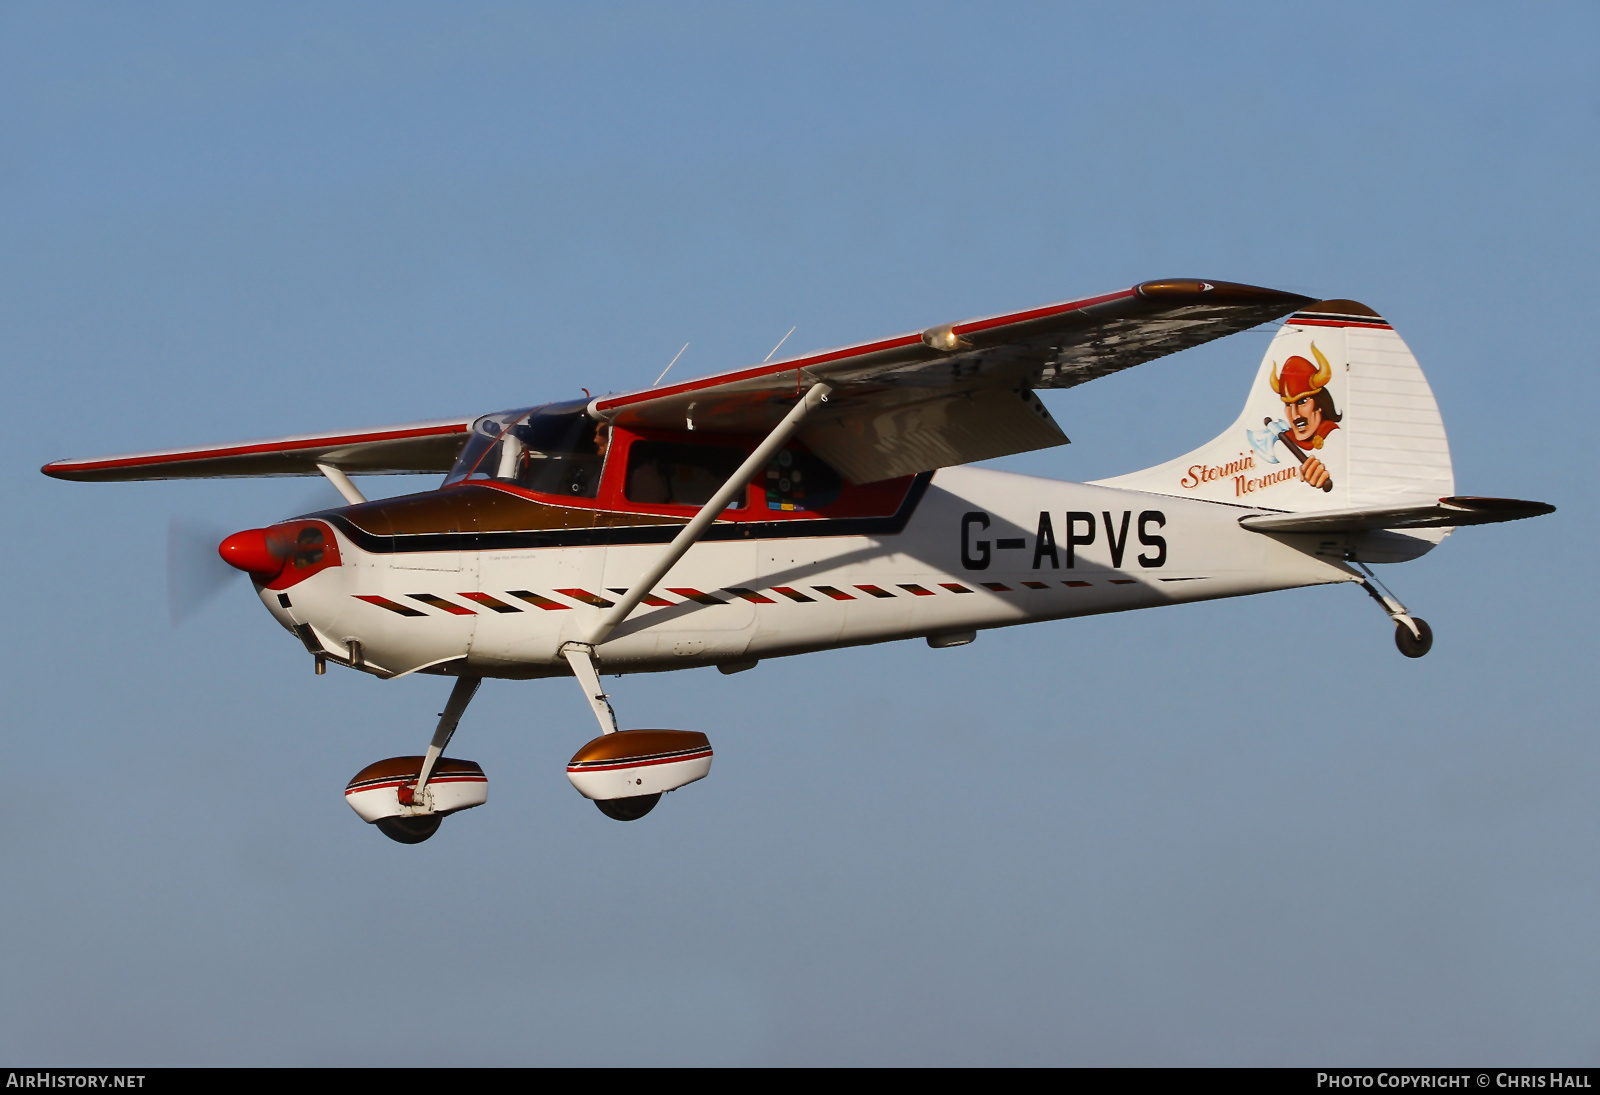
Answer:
[405,674,482,803]
[560,643,617,737]
[372,675,482,844]
[1352,562,1432,658]
[560,644,661,820]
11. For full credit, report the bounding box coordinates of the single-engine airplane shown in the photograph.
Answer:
[44,279,1553,843]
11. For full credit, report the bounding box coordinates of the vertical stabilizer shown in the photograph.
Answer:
[1094,300,1454,520]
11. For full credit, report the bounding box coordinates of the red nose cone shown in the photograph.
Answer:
[219,528,285,578]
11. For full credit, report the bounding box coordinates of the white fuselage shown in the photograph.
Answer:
[260,466,1358,680]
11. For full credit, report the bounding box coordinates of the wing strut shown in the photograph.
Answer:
[316,463,367,505]
[559,380,835,731]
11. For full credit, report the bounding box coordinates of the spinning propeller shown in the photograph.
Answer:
[166,517,238,627]
[165,483,347,626]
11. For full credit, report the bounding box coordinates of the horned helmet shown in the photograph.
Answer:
[1269,343,1333,403]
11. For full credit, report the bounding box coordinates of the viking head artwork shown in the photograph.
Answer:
[1269,342,1343,448]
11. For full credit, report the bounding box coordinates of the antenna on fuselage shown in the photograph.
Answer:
[763,326,797,363]
[653,343,689,387]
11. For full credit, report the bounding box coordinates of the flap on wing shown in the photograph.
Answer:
[41,419,473,482]
[1239,496,1555,534]
[592,279,1310,480]
[802,386,1067,484]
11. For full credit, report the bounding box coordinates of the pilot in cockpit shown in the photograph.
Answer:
[505,414,606,498]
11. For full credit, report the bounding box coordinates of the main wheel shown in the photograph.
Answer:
[375,815,443,844]
[595,793,661,821]
[1394,618,1433,659]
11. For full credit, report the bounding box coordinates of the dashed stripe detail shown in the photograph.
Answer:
[508,590,571,611]
[408,594,475,615]
[354,595,427,616]
[668,587,727,605]
[353,577,1167,616]
[556,588,615,608]
[609,588,673,607]
[459,592,520,613]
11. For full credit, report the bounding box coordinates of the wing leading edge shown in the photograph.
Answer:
[592,279,1312,482]
[41,419,473,482]
[42,279,1311,486]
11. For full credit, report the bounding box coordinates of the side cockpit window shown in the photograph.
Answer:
[444,400,604,498]
[508,408,604,497]
[444,408,530,487]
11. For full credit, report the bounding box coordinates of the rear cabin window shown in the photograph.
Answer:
[625,441,747,508]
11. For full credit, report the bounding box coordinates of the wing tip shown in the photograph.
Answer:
[1440,496,1556,520]
[1135,278,1315,309]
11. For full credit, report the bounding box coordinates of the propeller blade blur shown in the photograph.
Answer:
[166,517,238,627]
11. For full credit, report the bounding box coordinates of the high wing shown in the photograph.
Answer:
[593,279,1313,483]
[42,279,1309,485]
[41,418,472,481]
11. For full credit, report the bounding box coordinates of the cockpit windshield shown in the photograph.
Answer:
[443,399,606,498]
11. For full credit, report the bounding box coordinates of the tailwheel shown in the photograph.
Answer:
[1395,618,1433,659]
[375,815,443,844]
[595,793,661,821]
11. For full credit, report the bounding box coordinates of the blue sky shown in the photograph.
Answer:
[1,2,1595,1064]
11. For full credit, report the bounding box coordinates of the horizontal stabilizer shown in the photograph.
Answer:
[1239,496,1555,534]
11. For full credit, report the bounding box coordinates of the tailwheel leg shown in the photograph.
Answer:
[1352,562,1432,659]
